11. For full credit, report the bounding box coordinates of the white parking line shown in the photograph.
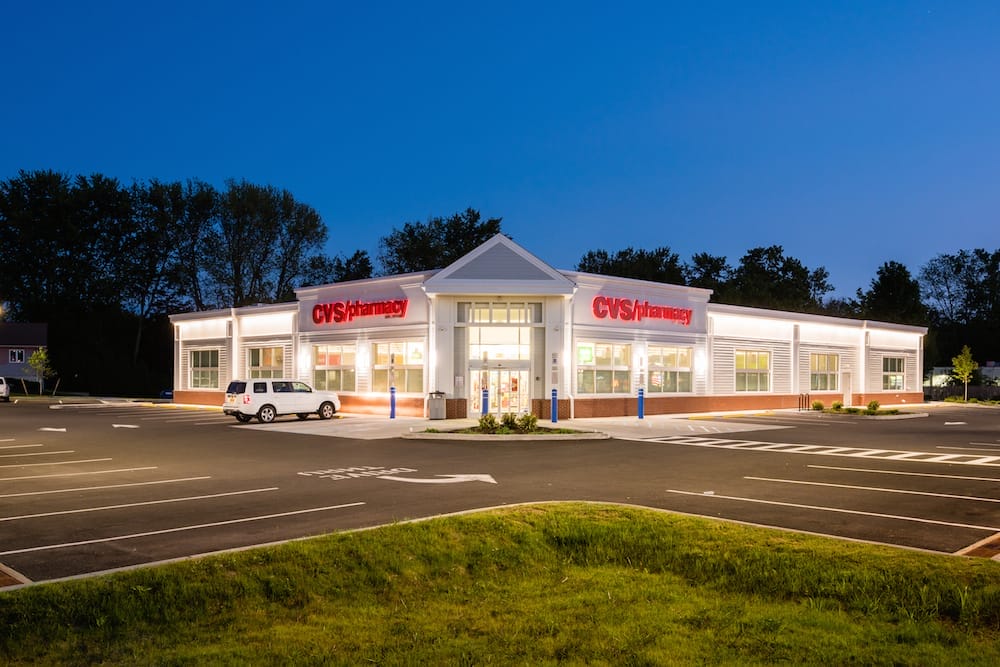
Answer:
[0,444,44,450]
[1,487,279,521]
[139,413,226,422]
[745,476,1000,504]
[666,489,1000,532]
[0,476,209,497]
[808,464,1000,483]
[0,450,74,459]
[0,458,112,469]
[0,502,367,556]
[0,466,158,481]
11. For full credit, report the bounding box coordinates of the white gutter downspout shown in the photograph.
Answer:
[229,308,239,384]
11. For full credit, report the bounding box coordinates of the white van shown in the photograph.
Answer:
[223,379,340,423]
[0,377,9,402]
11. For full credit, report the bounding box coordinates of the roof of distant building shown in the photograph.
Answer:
[0,322,48,346]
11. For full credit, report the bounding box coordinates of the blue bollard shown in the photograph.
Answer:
[638,387,644,420]
[481,388,489,416]
[390,386,396,419]
[551,388,558,423]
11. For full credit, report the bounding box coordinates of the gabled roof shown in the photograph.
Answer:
[423,234,576,295]
[0,322,48,346]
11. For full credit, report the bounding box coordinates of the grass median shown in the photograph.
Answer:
[3,503,1000,664]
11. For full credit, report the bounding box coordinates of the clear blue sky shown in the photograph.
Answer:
[4,1,999,298]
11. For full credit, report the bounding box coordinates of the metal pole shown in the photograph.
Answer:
[638,387,644,420]
[481,388,488,417]
[389,352,396,419]
[551,388,558,423]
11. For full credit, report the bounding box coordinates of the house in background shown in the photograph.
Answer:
[0,322,48,384]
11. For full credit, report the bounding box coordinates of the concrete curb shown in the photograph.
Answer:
[402,430,611,441]
[822,411,929,420]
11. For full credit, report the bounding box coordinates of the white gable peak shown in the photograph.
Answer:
[423,234,575,295]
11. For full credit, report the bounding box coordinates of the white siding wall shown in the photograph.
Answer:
[178,340,229,390]
[711,337,793,394]
[237,338,294,379]
[798,344,858,393]
[867,348,921,393]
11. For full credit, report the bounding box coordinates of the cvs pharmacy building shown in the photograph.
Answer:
[170,235,926,418]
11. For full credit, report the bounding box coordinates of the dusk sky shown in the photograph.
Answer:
[4,2,999,298]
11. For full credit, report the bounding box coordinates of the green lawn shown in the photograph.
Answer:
[3,503,999,665]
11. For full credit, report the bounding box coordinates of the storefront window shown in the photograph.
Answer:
[735,350,770,392]
[647,345,693,393]
[371,341,424,393]
[190,349,219,389]
[577,342,631,394]
[458,301,541,324]
[882,357,904,390]
[810,353,839,391]
[313,344,356,392]
[249,347,283,378]
[468,326,531,362]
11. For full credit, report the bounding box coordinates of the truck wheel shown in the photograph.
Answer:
[319,402,336,420]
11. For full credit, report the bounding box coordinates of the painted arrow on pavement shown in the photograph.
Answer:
[377,474,497,485]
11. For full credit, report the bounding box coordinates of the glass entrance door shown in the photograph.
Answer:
[470,367,530,416]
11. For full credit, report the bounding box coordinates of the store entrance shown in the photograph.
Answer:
[470,366,530,416]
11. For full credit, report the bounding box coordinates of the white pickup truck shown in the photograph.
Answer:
[0,376,10,402]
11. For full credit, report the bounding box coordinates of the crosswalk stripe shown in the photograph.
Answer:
[650,435,1000,467]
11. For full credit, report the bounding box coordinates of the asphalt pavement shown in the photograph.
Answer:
[2,398,998,590]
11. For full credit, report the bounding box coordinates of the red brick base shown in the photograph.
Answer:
[339,394,424,417]
[531,399,572,420]
[533,392,925,418]
[174,390,225,406]
[853,392,924,407]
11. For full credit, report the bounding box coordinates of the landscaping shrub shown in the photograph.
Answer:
[831,401,843,411]
[478,414,499,433]
[866,400,880,415]
[500,412,519,431]
[811,400,824,411]
[516,413,538,432]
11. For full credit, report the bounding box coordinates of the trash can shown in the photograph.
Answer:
[428,391,446,420]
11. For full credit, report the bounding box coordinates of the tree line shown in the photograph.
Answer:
[575,245,1000,376]
[1,169,996,394]
[0,171,501,394]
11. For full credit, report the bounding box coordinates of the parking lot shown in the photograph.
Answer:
[2,400,999,588]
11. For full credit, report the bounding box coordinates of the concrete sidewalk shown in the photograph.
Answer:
[265,402,938,440]
[251,410,792,440]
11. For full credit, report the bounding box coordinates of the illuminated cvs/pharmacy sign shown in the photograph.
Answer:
[312,299,409,325]
[591,296,692,326]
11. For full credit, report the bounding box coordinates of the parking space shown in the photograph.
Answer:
[0,403,380,583]
[2,400,999,589]
[626,409,1000,557]
[52,401,234,426]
